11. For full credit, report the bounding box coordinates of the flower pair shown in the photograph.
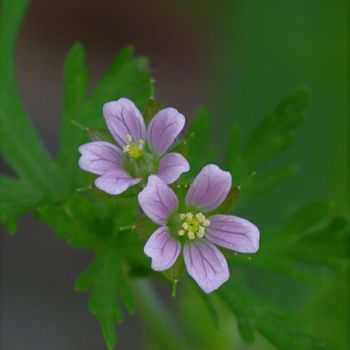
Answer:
[78,98,259,293]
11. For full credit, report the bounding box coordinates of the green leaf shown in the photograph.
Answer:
[0,0,60,195]
[233,201,350,283]
[134,215,158,240]
[86,127,115,143]
[225,89,309,183]
[209,186,240,215]
[224,125,241,172]
[57,45,151,190]
[242,88,308,170]
[217,280,331,350]
[0,176,41,233]
[75,248,134,350]
[39,191,148,349]
[38,196,103,249]
[187,107,215,176]
[143,97,160,123]
[0,0,63,234]
[290,216,349,270]
[282,201,334,232]
[90,47,150,110]
[242,166,297,199]
[38,191,141,250]
[58,43,89,187]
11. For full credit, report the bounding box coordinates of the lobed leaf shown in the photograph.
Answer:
[0,176,41,233]
[58,45,151,191]
[39,191,148,349]
[224,89,309,190]
[186,107,215,176]
[241,88,309,172]
[0,0,61,196]
[38,195,104,249]
[242,165,297,199]
[232,201,350,283]
[75,248,134,350]
[58,43,89,188]
[217,280,331,350]
[282,201,334,232]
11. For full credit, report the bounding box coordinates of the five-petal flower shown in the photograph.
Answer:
[138,165,260,293]
[78,98,189,195]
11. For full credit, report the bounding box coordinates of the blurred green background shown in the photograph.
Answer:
[207,1,348,349]
[1,0,348,349]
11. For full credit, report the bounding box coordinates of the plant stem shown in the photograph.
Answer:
[119,223,136,232]
[130,279,189,350]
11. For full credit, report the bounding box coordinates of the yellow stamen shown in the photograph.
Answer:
[203,219,210,227]
[195,213,205,222]
[178,211,210,240]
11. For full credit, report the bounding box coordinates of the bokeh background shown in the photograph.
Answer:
[1,0,348,349]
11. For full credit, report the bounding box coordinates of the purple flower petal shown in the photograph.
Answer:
[183,239,229,293]
[78,141,124,175]
[147,108,185,156]
[103,98,146,147]
[144,226,181,271]
[138,175,179,225]
[185,164,232,212]
[157,152,190,184]
[206,215,260,253]
[95,169,141,195]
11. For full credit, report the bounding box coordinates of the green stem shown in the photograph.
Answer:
[172,279,178,298]
[130,279,189,350]
[119,223,136,232]
[149,78,156,99]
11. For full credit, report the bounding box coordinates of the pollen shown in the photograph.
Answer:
[123,134,144,160]
[178,212,210,240]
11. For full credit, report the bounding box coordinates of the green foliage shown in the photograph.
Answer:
[241,89,308,171]
[244,165,297,198]
[209,186,241,215]
[0,1,347,349]
[58,44,151,190]
[186,107,215,176]
[232,201,349,283]
[39,192,148,348]
[211,201,349,349]
[143,97,160,123]
[0,0,151,231]
[75,249,133,350]
[0,176,41,233]
[0,0,61,197]
[217,280,331,350]
[224,89,308,197]
[38,193,107,249]
[59,43,89,185]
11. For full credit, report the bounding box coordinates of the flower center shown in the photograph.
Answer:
[178,212,210,240]
[123,134,144,161]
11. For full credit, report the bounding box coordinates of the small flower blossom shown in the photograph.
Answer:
[138,164,260,293]
[78,98,189,195]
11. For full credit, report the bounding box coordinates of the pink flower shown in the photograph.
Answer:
[138,165,260,293]
[78,98,189,195]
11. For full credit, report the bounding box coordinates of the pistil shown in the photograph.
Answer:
[123,134,144,160]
